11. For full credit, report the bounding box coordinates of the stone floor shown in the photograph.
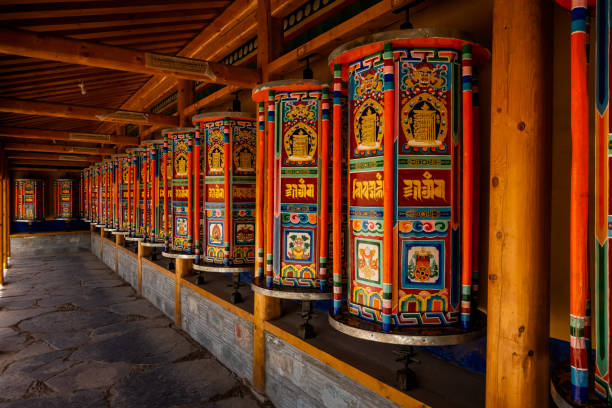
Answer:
[0,251,270,408]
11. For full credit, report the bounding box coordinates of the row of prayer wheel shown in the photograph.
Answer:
[14,178,75,221]
[81,30,488,336]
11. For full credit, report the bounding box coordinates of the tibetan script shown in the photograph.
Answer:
[209,186,224,199]
[402,171,446,201]
[285,178,315,199]
[352,172,384,201]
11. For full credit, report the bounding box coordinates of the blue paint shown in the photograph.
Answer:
[11,219,90,234]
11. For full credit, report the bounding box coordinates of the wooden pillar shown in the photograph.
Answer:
[486,0,552,406]
[252,0,282,393]
[177,79,194,127]
[137,241,151,295]
[174,257,191,327]
[115,233,125,274]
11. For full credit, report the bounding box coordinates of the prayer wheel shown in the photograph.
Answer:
[115,154,130,233]
[162,128,196,256]
[328,30,489,332]
[82,167,91,221]
[100,159,112,227]
[14,179,44,221]
[192,112,257,266]
[252,79,332,291]
[91,163,101,224]
[141,139,166,244]
[53,179,73,220]
[125,148,146,238]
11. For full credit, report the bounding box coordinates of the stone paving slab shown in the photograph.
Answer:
[0,250,273,408]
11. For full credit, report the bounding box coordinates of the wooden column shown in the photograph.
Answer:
[174,258,192,327]
[486,0,552,406]
[177,79,194,127]
[137,241,151,295]
[252,0,282,393]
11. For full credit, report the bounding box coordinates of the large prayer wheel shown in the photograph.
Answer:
[328,30,489,331]
[162,128,196,256]
[14,179,44,221]
[192,112,257,266]
[252,80,331,290]
[115,154,130,233]
[91,163,101,224]
[53,179,73,220]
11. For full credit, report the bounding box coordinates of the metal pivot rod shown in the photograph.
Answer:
[231,272,243,304]
[299,300,315,340]
[394,346,420,391]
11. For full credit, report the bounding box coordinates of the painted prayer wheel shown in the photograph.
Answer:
[14,179,44,221]
[91,163,101,224]
[192,112,257,266]
[101,159,113,227]
[125,148,146,237]
[141,139,166,244]
[252,79,331,290]
[328,30,489,331]
[82,167,91,221]
[115,154,130,232]
[162,128,196,255]
[53,179,73,220]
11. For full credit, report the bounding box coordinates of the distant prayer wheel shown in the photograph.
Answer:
[125,148,146,237]
[14,179,44,221]
[328,30,489,331]
[91,163,101,224]
[82,167,91,221]
[54,179,73,220]
[192,112,257,266]
[101,159,112,227]
[252,80,331,290]
[115,154,130,232]
[162,128,196,254]
[141,139,166,243]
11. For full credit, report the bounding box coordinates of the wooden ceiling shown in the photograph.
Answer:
[0,0,415,173]
[0,0,231,172]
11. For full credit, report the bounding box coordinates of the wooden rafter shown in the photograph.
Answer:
[7,152,99,162]
[0,27,261,88]
[0,97,178,126]
[4,142,114,155]
[9,159,91,167]
[0,126,136,145]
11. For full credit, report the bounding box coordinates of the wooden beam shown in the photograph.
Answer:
[9,159,90,167]
[268,0,409,77]
[0,97,178,126]
[0,28,260,88]
[0,126,136,145]
[7,152,99,162]
[183,85,238,117]
[177,79,193,127]
[8,167,81,173]
[486,0,552,406]
[4,142,114,155]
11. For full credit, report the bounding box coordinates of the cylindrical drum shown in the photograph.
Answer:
[115,154,130,232]
[192,112,257,266]
[126,148,146,237]
[91,163,101,224]
[163,128,196,254]
[252,80,331,290]
[54,179,73,219]
[101,159,112,227]
[14,179,44,221]
[328,30,488,330]
[142,139,165,243]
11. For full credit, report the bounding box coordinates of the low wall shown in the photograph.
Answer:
[10,231,91,257]
[141,260,175,319]
[181,284,254,382]
[264,332,399,408]
[91,233,100,258]
[117,246,137,290]
[102,238,115,271]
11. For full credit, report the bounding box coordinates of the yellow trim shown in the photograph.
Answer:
[181,278,254,323]
[263,322,430,408]
[141,257,175,279]
[10,230,89,238]
[102,236,115,246]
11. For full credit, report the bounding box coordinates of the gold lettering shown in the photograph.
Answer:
[402,171,446,201]
[233,186,255,199]
[284,178,315,199]
[352,173,384,201]
[208,185,224,199]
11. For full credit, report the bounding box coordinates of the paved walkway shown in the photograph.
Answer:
[0,251,268,408]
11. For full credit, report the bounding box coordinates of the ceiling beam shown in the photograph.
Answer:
[0,97,178,126]
[0,27,261,88]
[9,167,82,173]
[0,126,136,145]
[10,159,90,167]
[7,152,100,162]
[4,142,114,155]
